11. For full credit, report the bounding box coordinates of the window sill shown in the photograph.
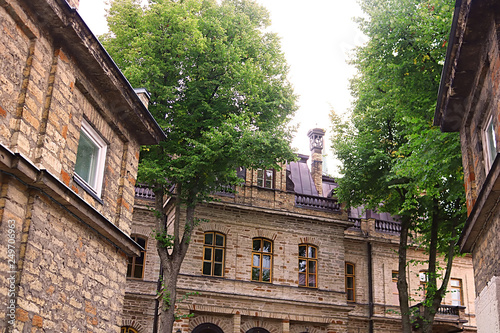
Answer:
[73,175,104,205]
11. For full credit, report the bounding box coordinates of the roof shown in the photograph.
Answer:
[287,154,318,196]
[25,0,166,145]
[434,0,499,132]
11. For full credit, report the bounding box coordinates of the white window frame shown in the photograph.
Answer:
[450,278,463,306]
[483,114,497,172]
[74,119,107,197]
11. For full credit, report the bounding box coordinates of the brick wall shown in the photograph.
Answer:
[0,0,160,331]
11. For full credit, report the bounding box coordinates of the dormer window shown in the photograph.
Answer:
[257,169,274,189]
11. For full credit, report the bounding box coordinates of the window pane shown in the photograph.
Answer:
[308,260,316,273]
[347,289,354,301]
[203,262,212,275]
[262,255,271,269]
[299,245,306,257]
[451,279,460,287]
[204,233,213,245]
[347,276,354,288]
[127,264,132,277]
[215,234,224,246]
[262,269,270,282]
[253,239,261,251]
[257,169,264,187]
[75,131,98,184]
[252,267,260,281]
[265,170,273,188]
[214,248,223,262]
[214,263,223,276]
[253,254,260,267]
[136,237,146,248]
[308,274,316,287]
[204,248,212,261]
[133,265,143,279]
[299,259,306,272]
[263,240,271,252]
[309,246,316,258]
[135,254,144,265]
[346,264,354,275]
[299,273,306,286]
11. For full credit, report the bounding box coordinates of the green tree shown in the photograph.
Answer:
[331,0,465,332]
[102,0,297,331]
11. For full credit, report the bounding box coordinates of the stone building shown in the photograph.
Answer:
[434,0,500,332]
[0,0,164,331]
[124,129,476,333]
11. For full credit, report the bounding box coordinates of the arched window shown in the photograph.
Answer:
[298,244,318,288]
[251,238,273,282]
[246,328,271,333]
[202,231,225,277]
[345,262,355,302]
[121,327,138,333]
[192,323,224,333]
[127,235,147,279]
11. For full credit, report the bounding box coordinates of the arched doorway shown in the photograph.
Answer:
[192,323,225,333]
[246,328,271,333]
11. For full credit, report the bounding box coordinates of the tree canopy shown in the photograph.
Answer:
[331,0,465,331]
[103,0,297,202]
[102,0,297,331]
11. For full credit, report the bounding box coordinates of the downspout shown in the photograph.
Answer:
[153,263,163,333]
[368,242,374,333]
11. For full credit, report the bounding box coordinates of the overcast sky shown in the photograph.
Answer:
[78,0,366,176]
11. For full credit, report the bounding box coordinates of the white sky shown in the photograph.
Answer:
[78,0,366,176]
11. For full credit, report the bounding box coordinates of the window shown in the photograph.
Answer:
[127,235,147,279]
[345,262,355,302]
[74,119,107,197]
[202,232,225,277]
[121,327,138,333]
[484,114,497,171]
[391,271,400,305]
[298,244,317,287]
[257,169,274,188]
[450,278,463,306]
[252,238,272,282]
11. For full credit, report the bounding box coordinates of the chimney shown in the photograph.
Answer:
[307,128,325,196]
[67,0,80,9]
[134,88,151,109]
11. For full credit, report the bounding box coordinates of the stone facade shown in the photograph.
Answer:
[125,153,476,333]
[434,0,500,331]
[0,0,163,332]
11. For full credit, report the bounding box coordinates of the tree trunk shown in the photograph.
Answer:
[397,215,413,333]
[420,205,458,333]
[154,185,197,333]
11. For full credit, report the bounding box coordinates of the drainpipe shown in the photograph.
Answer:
[153,263,163,333]
[367,242,374,333]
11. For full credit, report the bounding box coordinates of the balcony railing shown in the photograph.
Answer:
[348,217,361,230]
[410,303,466,321]
[295,194,341,212]
[375,219,401,234]
[135,186,155,200]
[436,305,460,316]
